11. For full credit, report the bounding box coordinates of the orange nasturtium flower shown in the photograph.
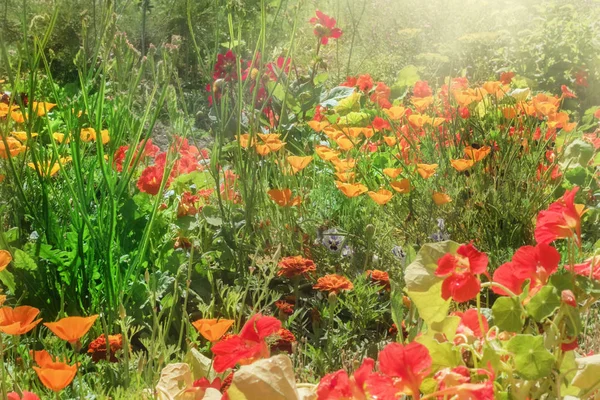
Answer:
[0,250,12,272]
[287,156,313,174]
[192,319,235,342]
[335,181,367,198]
[368,189,393,205]
[383,168,403,179]
[33,359,77,392]
[44,315,99,344]
[416,163,438,179]
[451,159,475,172]
[432,191,452,206]
[313,274,354,294]
[464,146,491,161]
[390,179,411,194]
[0,306,42,335]
[31,102,57,117]
[267,189,301,207]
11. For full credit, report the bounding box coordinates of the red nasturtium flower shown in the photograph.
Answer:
[313,274,354,294]
[278,256,316,278]
[492,243,560,297]
[365,342,432,399]
[0,306,42,335]
[88,334,124,362]
[573,256,600,281]
[44,315,98,345]
[7,392,40,400]
[211,313,281,373]
[192,318,235,342]
[213,50,238,81]
[453,308,489,345]
[535,187,585,247]
[309,10,342,45]
[317,357,374,400]
[434,366,494,399]
[435,243,489,303]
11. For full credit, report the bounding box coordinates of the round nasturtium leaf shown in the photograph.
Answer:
[506,335,555,380]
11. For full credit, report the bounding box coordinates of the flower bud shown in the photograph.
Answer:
[561,289,577,307]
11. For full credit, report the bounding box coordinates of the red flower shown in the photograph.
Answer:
[277,256,316,278]
[499,72,515,85]
[535,187,585,247]
[492,243,560,297]
[213,50,238,81]
[372,116,391,132]
[137,164,165,195]
[366,269,390,291]
[211,314,281,372]
[341,76,357,87]
[573,256,600,281]
[316,358,374,400]
[366,342,432,398]
[561,85,577,98]
[453,309,489,345]
[177,191,201,217]
[87,334,124,363]
[275,300,294,315]
[309,10,343,45]
[434,366,494,399]
[271,328,296,353]
[561,290,577,307]
[562,337,578,351]
[7,392,40,400]
[413,81,432,98]
[370,82,392,109]
[435,243,488,303]
[356,74,374,92]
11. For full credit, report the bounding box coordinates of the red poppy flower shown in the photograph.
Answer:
[211,313,281,372]
[309,10,343,45]
[535,187,585,247]
[492,243,560,297]
[213,50,238,81]
[366,342,432,398]
[435,243,488,303]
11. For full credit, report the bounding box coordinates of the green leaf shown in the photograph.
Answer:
[564,166,588,186]
[333,92,361,116]
[525,286,561,322]
[506,335,555,380]
[320,86,356,108]
[337,112,370,127]
[407,281,451,327]
[571,354,600,391]
[560,139,595,169]
[313,72,329,86]
[390,280,404,336]
[0,270,15,293]
[492,296,524,332]
[203,206,223,227]
[394,65,420,88]
[416,335,460,373]
[12,249,37,272]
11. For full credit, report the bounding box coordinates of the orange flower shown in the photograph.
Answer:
[0,296,5,307]
[88,334,124,362]
[10,131,38,141]
[277,256,317,278]
[384,106,406,120]
[383,168,403,179]
[416,163,438,179]
[451,159,475,171]
[390,179,411,194]
[334,135,355,151]
[408,114,427,128]
[43,315,98,344]
[287,156,313,174]
[0,250,11,272]
[307,120,330,132]
[335,181,367,197]
[0,137,26,158]
[464,146,491,161]
[366,269,391,291]
[432,191,452,205]
[31,102,57,117]
[331,157,356,172]
[315,145,339,161]
[313,274,354,294]
[52,132,69,144]
[368,189,393,205]
[0,306,42,335]
[267,189,301,207]
[383,136,397,146]
[80,128,96,142]
[335,171,356,182]
[11,110,25,123]
[192,319,235,342]
[238,133,255,148]
[33,361,77,392]
[256,134,286,156]
[411,96,434,111]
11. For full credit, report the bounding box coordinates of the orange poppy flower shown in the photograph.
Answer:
[267,189,301,207]
[44,315,98,344]
[335,181,367,197]
[502,107,517,119]
[334,135,355,151]
[11,110,25,123]
[451,159,475,171]
[80,128,96,142]
[52,132,70,144]
[361,127,375,138]
[313,274,354,294]
[383,168,403,179]
[0,175,4,183]
[408,114,427,128]
[464,146,491,161]
[331,157,356,172]
[31,102,57,117]
[416,163,438,179]
[287,156,313,174]
[341,127,364,138]
[0,306,42,335]
[33,361,77,392]
[10,131,38,141]
[384,106,406,120]
[0,137,26,158]
[0,250,11,272]
[32,349,56,367]
[99,129,110,145]
[238,133,255,148]
[307,120,330,132]
[428,117,445,127]
[432,191,452,205]
[390,179,411,194]
[315,145,339,161]
[335,171,356,182]
[368,189,393,205]
[192,319,235,342]
[383,136,397,147]
[411,96,434,111]
[255,134,285,156]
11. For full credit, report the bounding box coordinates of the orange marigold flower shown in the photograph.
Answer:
[277,256,316,278]
[192,318,235,342]
[33,361,77,392]
[275,300,295,315]
[313,274,354,294]
[88,334,124,362]
[44,315,98,344]
[271,328,296,353]
[366,269,390,291]
[0,250,12,272]
[0,306,42,335]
